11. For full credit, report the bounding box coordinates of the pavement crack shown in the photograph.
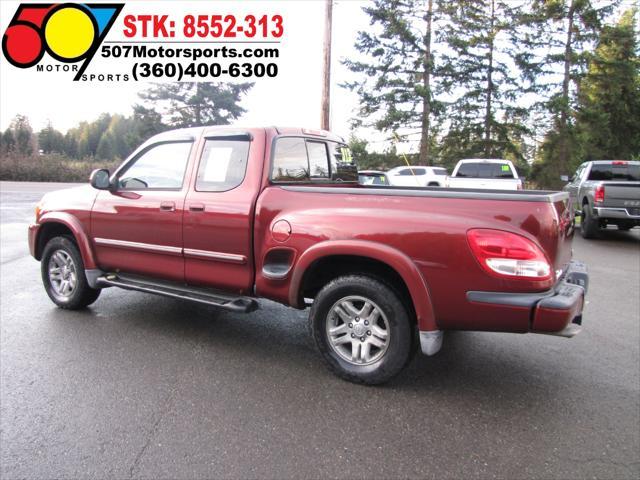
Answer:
[127,390,174,479]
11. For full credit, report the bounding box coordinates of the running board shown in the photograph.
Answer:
[96,273,259,313]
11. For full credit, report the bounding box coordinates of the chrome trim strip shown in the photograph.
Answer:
[183,248,247,264]
[93,238,182,256]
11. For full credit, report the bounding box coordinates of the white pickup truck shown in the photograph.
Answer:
[446,159,523,190]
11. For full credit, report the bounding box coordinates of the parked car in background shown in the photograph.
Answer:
[387,166,448,187]
[446,159,523,190]
[562,160,640,238]
[358,170,390,186]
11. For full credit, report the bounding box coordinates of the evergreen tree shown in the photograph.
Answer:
[63,131,78,158]
[96,132,116,160]
[11,115,35,156]
[130,104,166,143]
[343,0,442,165]
[139,82,253,127]
[576,8,640,160]
[518,0,616,186]
[1,128,15,155]
[439,0,527,163]
[38,121,65,154]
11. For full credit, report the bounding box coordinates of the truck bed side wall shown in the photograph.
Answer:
[253,187,566,333]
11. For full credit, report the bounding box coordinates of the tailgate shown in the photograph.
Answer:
[603,182,640,209]
[545,194,574,275]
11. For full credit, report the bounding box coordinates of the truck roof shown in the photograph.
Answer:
[587,160,639,164]
[457,159,513,164]
[146,126,346,144]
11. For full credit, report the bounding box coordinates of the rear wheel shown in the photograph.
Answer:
[309,275,413,385]
[581,204,600,239]
[41,236,101,309]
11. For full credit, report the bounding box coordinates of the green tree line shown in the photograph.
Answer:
[346,1,639,187]
[0,81,252,162]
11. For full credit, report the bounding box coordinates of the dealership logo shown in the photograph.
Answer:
[2,2,124,79]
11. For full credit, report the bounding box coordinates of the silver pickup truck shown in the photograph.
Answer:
[563,160,640,238]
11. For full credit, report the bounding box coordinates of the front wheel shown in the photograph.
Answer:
[309,275,414,385]
[41,236,101,309]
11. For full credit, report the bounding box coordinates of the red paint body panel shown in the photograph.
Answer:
[182,128,266,295]
[91,189,189,282]
[29,126,585,337]
[253,186,570,332]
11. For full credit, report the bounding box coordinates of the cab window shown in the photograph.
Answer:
[272,138,309,182]
[195,137,250,192]
[306,141,330,178]
[118,142,192,190]
[328,141,357,182]
[272,137,357,183]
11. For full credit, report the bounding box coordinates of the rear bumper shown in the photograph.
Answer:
[466,261,588,336]
[594,207,640,220]
[28,223,40,259]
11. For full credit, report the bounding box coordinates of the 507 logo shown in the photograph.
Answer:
[2,3,123,80]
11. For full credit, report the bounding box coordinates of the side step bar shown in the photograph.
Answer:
[96,273,259,313]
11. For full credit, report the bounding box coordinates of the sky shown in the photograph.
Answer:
[0,0,374,144]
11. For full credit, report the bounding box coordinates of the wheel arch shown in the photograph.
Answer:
[289,240,438,331]
[36,213,97,269]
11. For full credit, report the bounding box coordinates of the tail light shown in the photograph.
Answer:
[467,229,553,281]
[594,184,605,204]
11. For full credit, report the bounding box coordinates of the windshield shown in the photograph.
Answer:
[588,163,640,181]
[456,162,514,179]
[359,174,388,186]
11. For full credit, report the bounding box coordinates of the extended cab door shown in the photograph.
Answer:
[91,138,196,282]
[182,129,264,295]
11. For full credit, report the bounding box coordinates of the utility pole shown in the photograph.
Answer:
[321,0,333,131]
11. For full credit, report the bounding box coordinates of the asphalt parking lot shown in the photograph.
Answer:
[1,181,639,479]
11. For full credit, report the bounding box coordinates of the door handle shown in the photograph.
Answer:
[160,201,175,212]
[189,203,205,212]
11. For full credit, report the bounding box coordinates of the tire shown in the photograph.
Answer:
[309,275,414,385]
[581,204,600,239]
[41,236,101,309]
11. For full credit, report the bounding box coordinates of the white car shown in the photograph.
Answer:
[386,166,448,187]
[446,159,523,190]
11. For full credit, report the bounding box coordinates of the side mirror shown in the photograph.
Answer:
[90,169,111,190]
[560,175,569,182]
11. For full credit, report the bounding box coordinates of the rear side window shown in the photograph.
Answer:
[272,137,357,183]
[195,137,250,192]
[456,162,513,178]
[588,163,640,181]
[272,138,309,181]
[398,168,426,176]
[433,168,448,176]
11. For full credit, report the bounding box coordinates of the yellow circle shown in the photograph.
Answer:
[45,7,95,60]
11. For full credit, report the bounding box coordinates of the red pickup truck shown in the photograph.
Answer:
[29,126,588,384]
